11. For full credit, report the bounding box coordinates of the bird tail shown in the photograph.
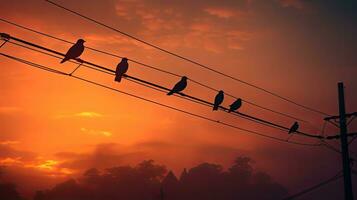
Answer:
[167,91,174,95]
[115,75,122,82]
[213,105,219,111]
[228,109,232,113]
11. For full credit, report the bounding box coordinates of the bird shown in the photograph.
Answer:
[167,76,188,95]
[60,39,85,63]
[213,90,224,111]
[229,98,242,112]
[115,58,129,82]
[288,122,299,134]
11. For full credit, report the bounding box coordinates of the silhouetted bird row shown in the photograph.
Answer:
[60,39,298,134]
[60,39,129,82]
[166,78,243,113]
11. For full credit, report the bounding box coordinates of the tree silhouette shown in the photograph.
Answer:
[0,167,24,200]
[32,157,287,200]
[0,183,24,200]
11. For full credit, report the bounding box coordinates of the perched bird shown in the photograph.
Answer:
[60,39,85,63]
[213,90,224,111]
[167,76,188,95]
[115,58,129,82]
[288,122,299,134]
[229,98,242,112]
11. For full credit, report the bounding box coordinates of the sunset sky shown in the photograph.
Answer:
[1,0,357,199]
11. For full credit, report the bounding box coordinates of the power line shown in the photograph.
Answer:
[349,136,357,145]
[1,39,289,133]
[0,33,323,139]
[0,17,318,128]
[0,52,321,147]
[43,0,330,117]
[0,35,319,138]
[321,141,342,154]
[282,171,343,200]
[4,39,293,134]
[320,140,357,161]
[0,40,7,48]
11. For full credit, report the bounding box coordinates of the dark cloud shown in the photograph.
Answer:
[0,144,36,162]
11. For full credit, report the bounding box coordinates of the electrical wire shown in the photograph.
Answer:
[1,39,289,132]
[0,52,322,147]
[0,35,322,139]
[0,17,319,128]
[281,171,343,200]
[349,136,357,145]
[0,40,7,48]
[43,0,331,117]
[320,140,357,161]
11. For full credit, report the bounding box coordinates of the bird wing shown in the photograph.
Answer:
[236,100,242,109]
[215,94,224,105]
[65,44,83,59]
[295,124,299,132]
[230,101,237,108]
[173,81,184,92]
[119,62,129,74]
[289,123,298,133]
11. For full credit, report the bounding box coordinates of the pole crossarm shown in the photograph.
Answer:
[0,32,324,140]
[325,112,357,121]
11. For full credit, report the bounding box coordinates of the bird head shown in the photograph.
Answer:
[219,90,224,94]
[182,76,188,80]
[237,98,242,103]
[77,39,85,44]
[122,57,128,62]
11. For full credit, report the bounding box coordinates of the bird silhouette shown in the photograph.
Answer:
[288,122,299,134]
[229,98,242,112]
[60,39,85,63]
[167,76,188,95]
[115,58,129,82]
[213,90,224,111]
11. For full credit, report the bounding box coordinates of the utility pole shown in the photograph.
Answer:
[324,82,356,200]
[337,82,354,200]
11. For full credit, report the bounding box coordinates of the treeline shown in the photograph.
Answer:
[1,156,288,200]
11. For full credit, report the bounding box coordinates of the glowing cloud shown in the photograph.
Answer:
[37,160,58,170]
[0,157,23,165]
[55,111,104,119]
[80,128,112,137]
[75,112,103,118]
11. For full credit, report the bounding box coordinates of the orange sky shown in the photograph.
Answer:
[0,0,357,198]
